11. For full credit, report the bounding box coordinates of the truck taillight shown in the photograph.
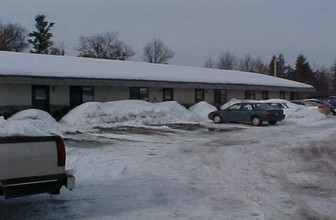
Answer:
[55,136,66,167]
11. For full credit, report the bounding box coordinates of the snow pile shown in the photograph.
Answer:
[189,101,217,120]
[61,100,201,126]
[262,99,327,121]
[0,118,49,137]
[7,109,63,136]
[9,109,57,123]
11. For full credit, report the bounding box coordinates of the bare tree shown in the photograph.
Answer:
[253,57,269,74]
[142,38,174,64]
[204,57,215,68]
[49,41,65,55]
[0,21,29,52]
[238,54,255,72]
[216,52,237,70]
[77,32,134,60]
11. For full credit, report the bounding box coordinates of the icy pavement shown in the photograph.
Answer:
[1,120,336,219]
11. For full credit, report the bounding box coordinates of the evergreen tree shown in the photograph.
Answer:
[294,54,314,83]
[28,14,54,54]
[314,67,331,96]
[268,54,290,78]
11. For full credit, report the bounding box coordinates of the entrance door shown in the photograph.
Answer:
[32,85,50,111]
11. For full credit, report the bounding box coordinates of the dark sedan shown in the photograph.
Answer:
[208,102,285,126]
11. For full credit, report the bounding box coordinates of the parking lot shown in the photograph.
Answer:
[2,119,336,220]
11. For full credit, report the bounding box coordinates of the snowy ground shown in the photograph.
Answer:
[1,100,336,219]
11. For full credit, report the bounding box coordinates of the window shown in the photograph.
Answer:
[245,90,256,100]
[70,86,94,106]
[163,88,174,101]
[195,89,205,103]
[214,89,227,105]
[243,104,253,111]
[280,91,286,99]
[130,87,149,101]
[227,104,242,111]
[262,91,269,100]
[290,92,299,100]
[32,85,49,111]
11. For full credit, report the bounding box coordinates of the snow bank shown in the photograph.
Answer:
[9,109,57,123]
[61,100,201,126]
[189,101,217,120]
[0,119,49,137]
[7,109,63,136]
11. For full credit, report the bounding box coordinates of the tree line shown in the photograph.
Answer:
[0,14,335,97]
[205,52,335,97]
[0,14,174,63]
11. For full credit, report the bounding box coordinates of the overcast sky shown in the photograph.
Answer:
[1,0,335,68]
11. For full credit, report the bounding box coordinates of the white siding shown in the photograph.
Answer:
[94,86,129,102]
[0,85,31,105]
[149,88,162,103]
[50,86,69,105]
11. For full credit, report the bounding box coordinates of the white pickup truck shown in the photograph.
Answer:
[0,135,75,199]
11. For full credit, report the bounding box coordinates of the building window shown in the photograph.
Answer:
[280,91,286,99]
[195,89,205,103]
[245,90,256,100]
[214,89,227,105]
[290,92,299,100]
[262,91,269,100]
[70,86,94,106]
[130,87,149,101]
[163,88,174,101]
[32,85,50,111]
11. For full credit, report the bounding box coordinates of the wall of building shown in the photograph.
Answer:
[94,86,129,102]
[149,88,162,103]
[0,85,31,105]
[174,88,195,106]
[227,90,245,100]
[50,85,69,106]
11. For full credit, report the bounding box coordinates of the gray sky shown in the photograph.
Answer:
[1,0,335,68]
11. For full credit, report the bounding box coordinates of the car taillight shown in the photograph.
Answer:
[55,136,66,167]
[317,105,325,109]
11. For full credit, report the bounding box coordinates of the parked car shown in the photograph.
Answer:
[208,102,285,126]
[291,99,332,115]
[320,97,336,115]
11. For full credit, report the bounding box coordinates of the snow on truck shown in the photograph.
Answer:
[0,135,75,199]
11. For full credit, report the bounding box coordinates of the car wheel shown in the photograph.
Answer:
[251,116,262,126]
[213,114,222,124]
[268,121,277,125]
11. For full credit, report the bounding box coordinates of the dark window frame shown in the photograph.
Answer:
[214,89,227,105]
[195,89,205,103]
[32,85,50,111]
[280,91,286,99]
[162,88,174,101]
[290,92,299,100]
[70,86,94,106]
[245,90,256,100]
[262,91,269,100]
[130,87,149,101]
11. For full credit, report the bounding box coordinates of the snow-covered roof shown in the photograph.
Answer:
[0,51,313,89]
